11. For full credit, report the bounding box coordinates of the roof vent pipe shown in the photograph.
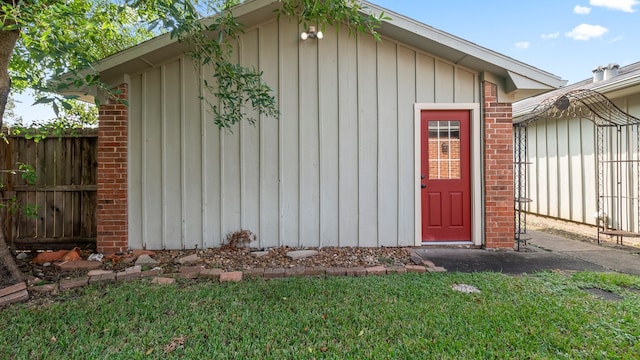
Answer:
[603,63,620,80]
[592,66,604,82]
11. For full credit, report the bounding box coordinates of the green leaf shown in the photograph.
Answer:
[33,97,53,105]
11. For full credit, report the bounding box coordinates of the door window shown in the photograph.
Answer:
[428,120,461,180]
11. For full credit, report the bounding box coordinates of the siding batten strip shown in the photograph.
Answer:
[395,46,401,246]
[579,118,585,222]
[375,40,380,247]
[160,64,167,249]
[141,73,148,249]
[297,25,302,249]
[239,40,245,232]
[566,118,573,221]
[200,62,208,248]
[258,27,264,249]
[356,33,362,247]
[453,67,456,103]
[219,124,225,244]
[317,38,323,249]
[336,32,341,247]
[277,22,284,248]
[536,123,542,212]
[544,118,549,215]
[219,59,225,244]
[179,58,187,249]
[556,117,561,218]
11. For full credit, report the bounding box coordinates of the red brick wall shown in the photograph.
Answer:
[97,84,128,253]
[483,81,514,249]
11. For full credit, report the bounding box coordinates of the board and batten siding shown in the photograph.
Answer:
[526,92,640,232]
[128,19,480,250]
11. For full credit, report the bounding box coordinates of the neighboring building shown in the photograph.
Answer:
[514,62,640,242]
[89,0,564,252]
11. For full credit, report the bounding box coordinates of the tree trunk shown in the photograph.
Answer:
[0,24,24,283]
[0,22,20,130]
[0,212,23,282]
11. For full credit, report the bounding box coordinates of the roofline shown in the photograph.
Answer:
[514,72,640,118]
[88,0,564,97]
[93,0,280,74]
[362,1,565,90]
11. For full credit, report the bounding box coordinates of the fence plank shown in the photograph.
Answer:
[1,130,98,250]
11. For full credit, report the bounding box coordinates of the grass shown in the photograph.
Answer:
[2,271,640,359]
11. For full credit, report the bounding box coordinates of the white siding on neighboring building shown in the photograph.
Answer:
[128,19,480,249]
[526,92,640,232]
[527,117,596,223]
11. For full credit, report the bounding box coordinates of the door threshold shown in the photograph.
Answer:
[421,241,474,246]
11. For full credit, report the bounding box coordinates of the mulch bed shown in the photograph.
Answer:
[12,246,412,286]
[0,246,413,307]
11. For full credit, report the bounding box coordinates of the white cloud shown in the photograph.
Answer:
[574,5,592,14]
[542,32,560,39]
[590,0,638,12]
[565,23,609,40]
[515,41,530,49]
[609,35,624,43]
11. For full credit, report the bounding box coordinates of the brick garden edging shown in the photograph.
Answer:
[2,248,446,304]
[0,282,29,307]
[22,262,446,299]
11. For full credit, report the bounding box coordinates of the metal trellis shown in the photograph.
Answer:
[514,89,640,249]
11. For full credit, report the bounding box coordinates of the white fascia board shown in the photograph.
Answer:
[506,71,556,92]
[592,73,640,96]
[92,33,175,73]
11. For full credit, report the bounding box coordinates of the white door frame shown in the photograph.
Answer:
[414,103,482,246]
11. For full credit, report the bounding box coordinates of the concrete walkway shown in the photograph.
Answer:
[414,230,640,275]
[528,231,640,275]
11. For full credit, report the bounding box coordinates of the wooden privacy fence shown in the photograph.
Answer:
[1,130,97,250]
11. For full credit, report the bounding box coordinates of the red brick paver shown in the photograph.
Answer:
[366,266,387,275]
[220,271,243,282]
[60,277,89,290]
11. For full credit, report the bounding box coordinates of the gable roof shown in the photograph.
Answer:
[94,0,565,99]
[514,61,640,119]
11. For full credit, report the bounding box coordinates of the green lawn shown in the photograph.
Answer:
[2,272,640,359]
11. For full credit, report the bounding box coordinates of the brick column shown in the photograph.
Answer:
[483,81,514,249]
[96,84,128,253]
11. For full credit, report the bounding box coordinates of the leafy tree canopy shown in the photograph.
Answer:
[0,0,387,130]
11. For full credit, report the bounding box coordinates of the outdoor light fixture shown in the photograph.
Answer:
[301,25,323,40]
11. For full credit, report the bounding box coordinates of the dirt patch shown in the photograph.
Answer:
[528,214,640,251]
[625,287,640,296]
[583,287,624,301]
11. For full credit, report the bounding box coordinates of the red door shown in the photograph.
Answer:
[421,110,471,242]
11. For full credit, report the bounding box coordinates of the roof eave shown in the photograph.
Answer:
[592,73,640,98]
[95,0,280,83]
[514,70,640,119]
[86,0,565,100]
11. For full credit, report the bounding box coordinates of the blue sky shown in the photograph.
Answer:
[12,0,640,123]
[373,0,640,83]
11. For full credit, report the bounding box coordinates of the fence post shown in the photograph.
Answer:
[1,134,14,248]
